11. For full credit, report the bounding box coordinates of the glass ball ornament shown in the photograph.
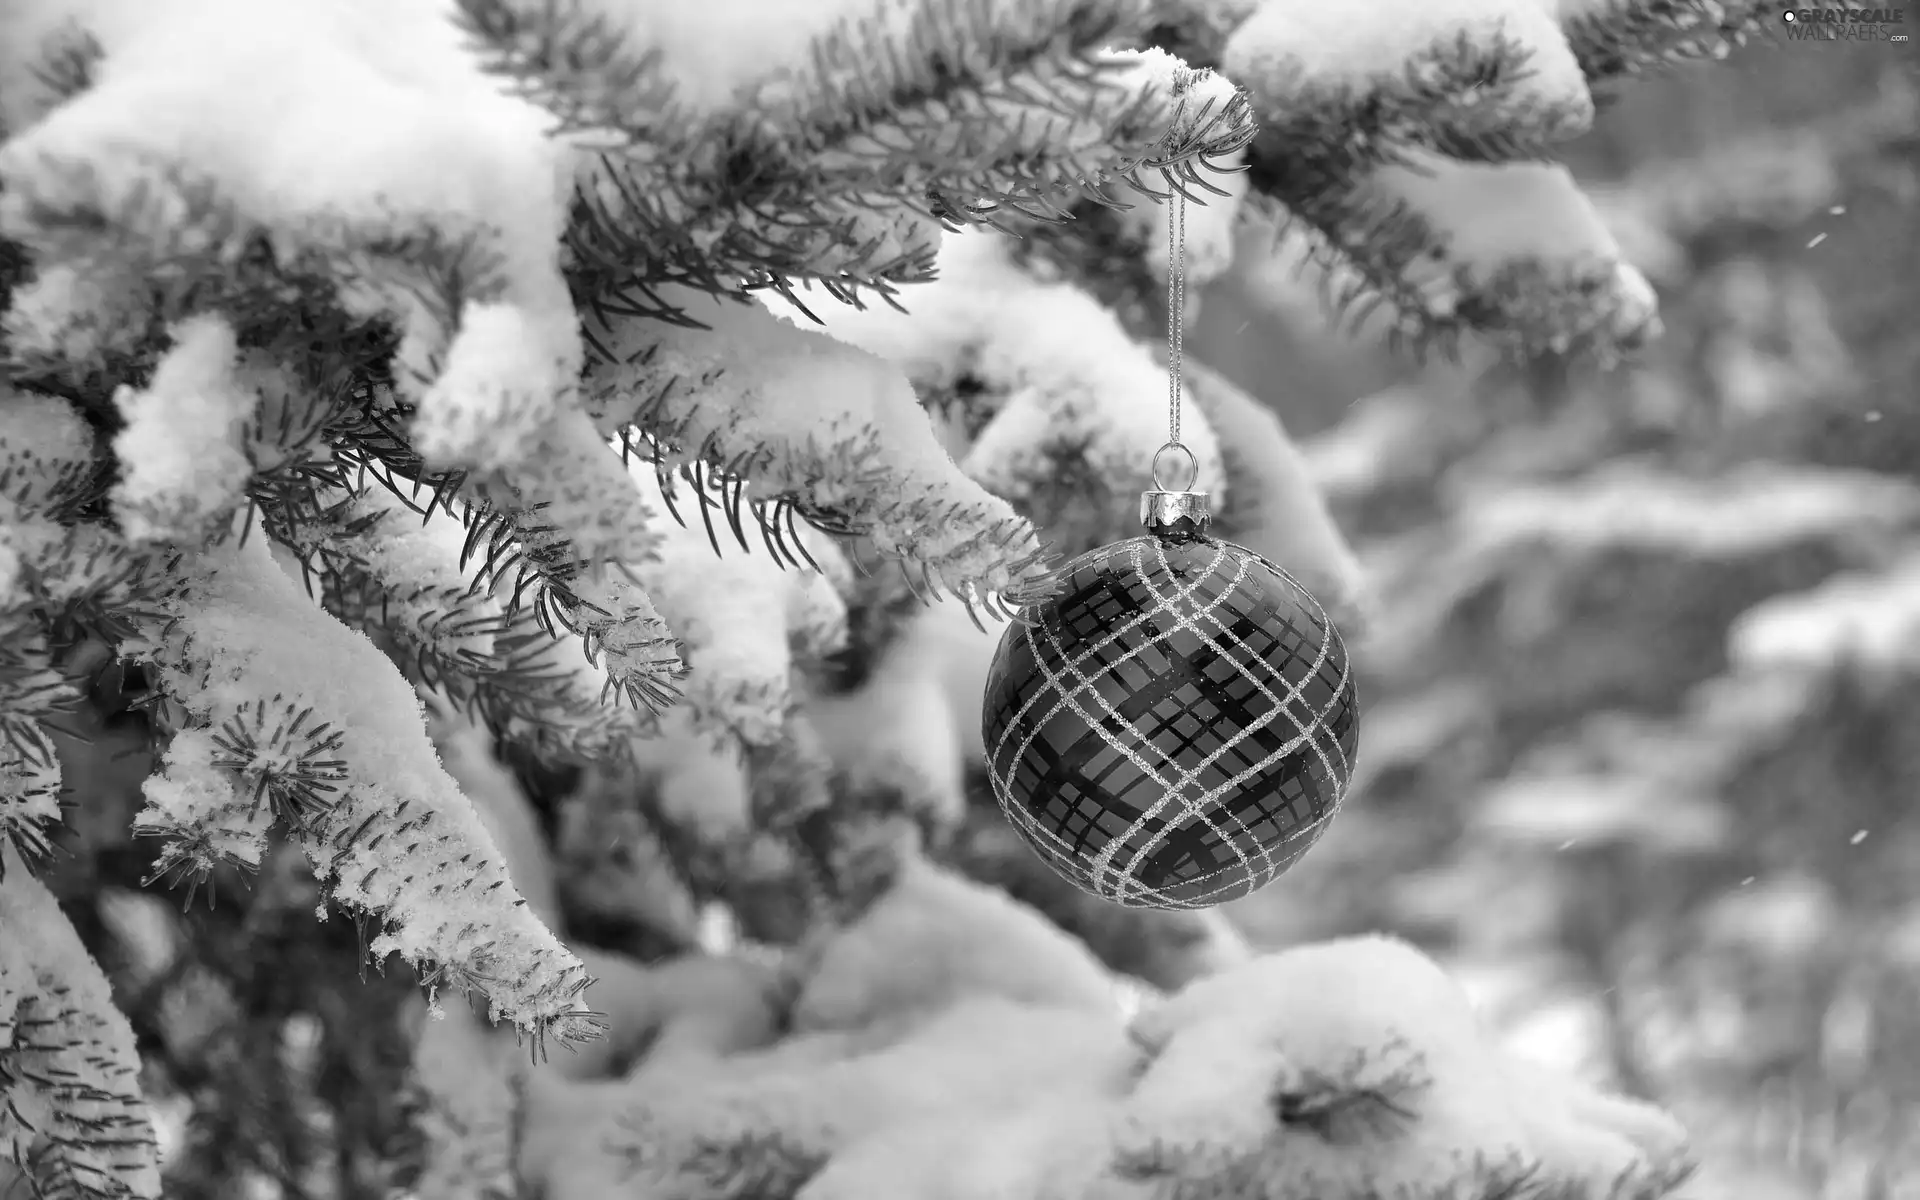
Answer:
[980,478,1358,910]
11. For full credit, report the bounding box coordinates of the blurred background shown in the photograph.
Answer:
[1201,39,1920,1200]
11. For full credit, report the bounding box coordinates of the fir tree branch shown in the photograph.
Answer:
[0,867,162,1200]
[460,407,686,716]
[1561,0,1772,83]
[556,4,1254,314]
[452,0,680,138]
[0,710,62,885]
[1250,153,1660,363]
[587,292,1057,616]
[0,617,78,882]
[0,150,497,376]
[135,532,603,1053]
[131,727,274,909]
[275,450,658,763]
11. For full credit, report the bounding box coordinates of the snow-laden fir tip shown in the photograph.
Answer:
[0,864,162,1199]
[136,530,590,1036]
[590,287,1049,598]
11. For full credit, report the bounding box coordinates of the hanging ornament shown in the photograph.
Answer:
[979,188,1359,911]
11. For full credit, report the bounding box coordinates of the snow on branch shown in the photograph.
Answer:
[462,405,686,715]
[1453,462,1920,561]
[819,230,1228,559]
[0,863,161,1200]
[1134,0,1764,360]
[0,623,73,882]
[264,471,655,763]
[1159,0,1770,100]
[1282,153,1662,361]
[0,2,582,476]
[1729,552,1920,677]
[130,726,273,903]
[493,0,1253,312]
[1558,0,1772,81]
[1225,0,1594,164]
[627,468,848,749]
[131,529,600,1049]
[108,314,255,546]
[0,386,96,520]
[1182,358,1371,634]
[0,388,100,879]
[588,290,1054,611]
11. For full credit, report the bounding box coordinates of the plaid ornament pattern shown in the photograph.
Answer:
[981,534,1357,910]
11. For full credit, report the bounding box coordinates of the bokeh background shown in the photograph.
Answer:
[1202,38,1920,1200]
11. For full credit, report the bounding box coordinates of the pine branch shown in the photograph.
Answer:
[0,389,101,522]
[135,532,603,1053]
[0,869,162,1200]
[262,475,655,763]
[558,3,1253,314]
[1238,31,1582,190]
[0,713,62,884]
[1248,153,1659,364]
[1562,0,1772,83]
[460,408,686,716]
[0,151,495,379]
[452,0,680,138]
[587,292,1058,617]
[26,23,103,109]
[131,726,275,909]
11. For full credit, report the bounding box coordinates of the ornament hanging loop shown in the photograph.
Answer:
[1143,441,1209,540]
[1151,441,1197,493]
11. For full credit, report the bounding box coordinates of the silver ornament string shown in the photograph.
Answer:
[1154,185,1195,494]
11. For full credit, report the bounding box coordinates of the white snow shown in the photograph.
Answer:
[627,467,846,747]
[1474,774,1733,853]
[1728,552,1920,674]
[529,926,1694,1200]
[805,604,981,831]
[0,386,97,514]
[791,860,1118,1040]
[332,490,503,663]
[132,727,274,874]
[1224,0,1591,140]
[0,0,583,476]
[1455,461,1920,559]
[822,231,1229,514]
[143,528,589,1036]
[589,287,1046,597]
[109,315,255,544]
[629,712,755,840]
[0,862,163,1199]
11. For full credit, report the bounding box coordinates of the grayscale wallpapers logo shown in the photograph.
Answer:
[1781,7,1909,39]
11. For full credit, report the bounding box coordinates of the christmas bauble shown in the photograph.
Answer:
[980,490,1357,910]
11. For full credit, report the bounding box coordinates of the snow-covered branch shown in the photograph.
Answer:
[132,530,598,1047]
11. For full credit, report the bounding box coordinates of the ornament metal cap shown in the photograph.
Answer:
[1142,441,1211,541]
